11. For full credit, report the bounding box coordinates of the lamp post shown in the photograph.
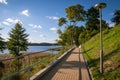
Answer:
[94,3,106,74]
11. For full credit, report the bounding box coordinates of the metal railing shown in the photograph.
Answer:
[0,49,58,80]
[0,46,73,80]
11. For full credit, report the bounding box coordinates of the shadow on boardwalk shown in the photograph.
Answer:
[40,51,71,80]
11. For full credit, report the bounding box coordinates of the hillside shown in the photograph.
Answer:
[82,24,120,80]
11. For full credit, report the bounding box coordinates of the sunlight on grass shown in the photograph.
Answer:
[82,24,120,80]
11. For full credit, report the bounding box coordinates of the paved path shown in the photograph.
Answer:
[39,48,91,80]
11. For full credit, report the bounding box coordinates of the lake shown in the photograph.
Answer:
[0,46,61,54]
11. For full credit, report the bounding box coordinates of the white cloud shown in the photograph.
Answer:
[6,18,14,23]
[40,34,46,38]
[29,24,42,28]
[107,21,115,27]
[2,21,10,26]
[21,9,30,17]
[109,12,114,16]
[1,18,22,26]
[0,0,8,4]
[0,22,1,26]
[6,18,22,24]
[46,16,59,20]
[109,23,115,27]
[33,30,38,33]
[39,34,46,40]
[50,27,57,31]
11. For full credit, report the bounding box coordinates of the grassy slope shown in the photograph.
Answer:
[82,24,120,80]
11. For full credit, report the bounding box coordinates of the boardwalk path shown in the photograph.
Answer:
[39,48,91,80]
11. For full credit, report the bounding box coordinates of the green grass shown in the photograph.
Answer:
[82,24,120,80]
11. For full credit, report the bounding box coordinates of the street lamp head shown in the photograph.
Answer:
[94,3,106,9]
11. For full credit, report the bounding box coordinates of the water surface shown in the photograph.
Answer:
[0,46,60,54]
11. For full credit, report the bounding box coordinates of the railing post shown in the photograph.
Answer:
[27,55,30,80]
[51,49,53,62]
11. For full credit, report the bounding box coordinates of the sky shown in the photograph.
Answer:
[0,0,120,43]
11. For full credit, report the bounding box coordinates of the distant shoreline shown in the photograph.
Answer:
[28,43,58,46]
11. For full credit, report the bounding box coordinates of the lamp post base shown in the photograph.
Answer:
[100,50,103,74]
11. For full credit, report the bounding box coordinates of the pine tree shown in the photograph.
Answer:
[7,23,29,56]
[0,36,5,53]
[0,29,5,75]
[111,10,120,25]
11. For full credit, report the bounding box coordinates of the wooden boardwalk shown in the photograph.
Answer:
[39,48,91,80]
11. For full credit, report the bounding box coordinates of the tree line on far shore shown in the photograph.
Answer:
[57,4,120,47]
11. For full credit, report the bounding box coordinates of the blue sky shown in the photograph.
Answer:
[0,0,120,43]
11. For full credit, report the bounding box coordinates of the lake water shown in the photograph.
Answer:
[0,46,60,54]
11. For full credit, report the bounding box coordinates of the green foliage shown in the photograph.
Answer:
[82,24,120,80]
[58,4,86,46]
[58,26,72,46]
[111,9,120,25]
[57,28,62,35]
[86,7,99,32]
[3,68,22,80]
[0,29,5,52]
[86,18,100,31]
[0,29,5,70]
[82,7,109,44]
[86,7,99,20]
[12,58,22,71]
[65,4,86,22]
[58,18,67,26]
[7,23,29,56]
[79,31,86,44]
[73,26,84,46]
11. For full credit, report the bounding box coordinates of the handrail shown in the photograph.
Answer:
[0,47,63,80]
[0,50,48,62]
[1,56,52,80]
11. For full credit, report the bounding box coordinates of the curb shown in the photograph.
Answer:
[80,46,94,80]
[82,52,93,80]
[30,47,74,80]
[81,50,94,80]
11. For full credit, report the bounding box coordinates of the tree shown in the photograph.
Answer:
[57,26,72,46]
[58,18,68,26]
[79,31,86,44]
[85,7,108,40]
[0,35,5,52]
[7,23,29,56]
[57,28,62,35]
[86,7,99,20]
[58,4,86,46]
[73,26,84,46]
[86,7,99,31]
[65,4,86,23]
[111,10,120,25]
[0,29,5,76]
